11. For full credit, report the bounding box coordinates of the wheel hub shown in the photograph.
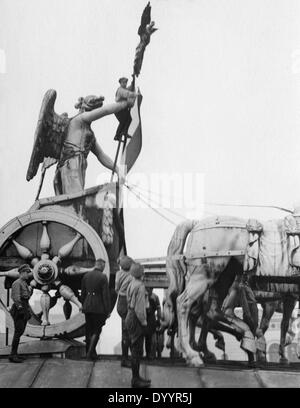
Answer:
[33,259,58,285]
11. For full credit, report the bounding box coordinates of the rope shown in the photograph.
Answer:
[205,202,293,214]
[129,182,184,202]
[127,183,189,221]
[128,183,293,214]
[125,184,177,226]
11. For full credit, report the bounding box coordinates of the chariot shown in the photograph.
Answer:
[0,2,156,348]
[0,181,125,340]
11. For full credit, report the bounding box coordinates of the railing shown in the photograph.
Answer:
[136,258,169,288]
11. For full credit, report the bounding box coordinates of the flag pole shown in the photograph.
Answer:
[35,168,46,201]
[110,139,122,182]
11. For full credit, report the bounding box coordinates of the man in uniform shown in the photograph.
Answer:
[9,264,32,363]
[81,258,111,361]
[125,263,151,388]
[145,287,161,359]
[114,77,136,141]
[115,255,134,367]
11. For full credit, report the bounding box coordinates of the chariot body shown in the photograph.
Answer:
[0,182,125,339]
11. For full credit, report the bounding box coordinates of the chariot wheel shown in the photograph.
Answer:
[0,208,109,339]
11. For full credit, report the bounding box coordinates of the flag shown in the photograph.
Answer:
[121,89,143,174]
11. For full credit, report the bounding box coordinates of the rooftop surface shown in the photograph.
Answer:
[1,357,300,388]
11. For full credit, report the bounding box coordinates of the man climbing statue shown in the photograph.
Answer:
[114,77,137,141]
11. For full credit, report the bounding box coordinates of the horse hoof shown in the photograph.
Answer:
[279,357,289,365]
[190,343,200,352]
[241,336,256,354]
[215,339,225,352]
[188,355,204,367]
[256,351,267,364]
[248,360,257,369]
[202,352,217,364]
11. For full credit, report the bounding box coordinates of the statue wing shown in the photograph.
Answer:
[138,2,151,36]
[26,89,70,182]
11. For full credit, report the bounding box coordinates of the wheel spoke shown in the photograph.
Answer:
[54,233,82,263]
[29,279,38,289]
[62,265,94,276]
[40,290,51,326]
[31,257,39,267]
[40,221,51,254]
[58,284,82,309]
[12,239,33,260]
[0,268,19,279]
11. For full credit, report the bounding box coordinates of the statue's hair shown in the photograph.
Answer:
[75,95,104,111]
[74,97,84,110]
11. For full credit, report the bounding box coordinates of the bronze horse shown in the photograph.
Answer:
[161,216,300,366]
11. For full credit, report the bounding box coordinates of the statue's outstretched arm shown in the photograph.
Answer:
[92,141,119,174]
[82,101,128,123]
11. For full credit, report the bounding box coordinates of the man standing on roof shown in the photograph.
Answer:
[115,255,134,367]
[9,264,32,363]
[81,258,111,361]
[145,287,161,359]
[125,263,151,388]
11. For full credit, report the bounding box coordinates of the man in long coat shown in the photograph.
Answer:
[81,258,111,361]
[145,287,161,359]
[125,263,151,388]
[115,255,134,367]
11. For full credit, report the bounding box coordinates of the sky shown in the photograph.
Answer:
[1,0,300,260]
[1,0,300,256]
[1,0,300,353]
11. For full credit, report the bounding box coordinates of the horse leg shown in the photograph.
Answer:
[189,314,200,351]
[211,329,225,352]
[177,265,212,367]
[206,291,256,366]
[259,301,276,335]
[223,314,257,366]
[207,315,243,340]
[256,301,277,363]
[285,297,297,346]
[197,317,217,363]
[279,296,296,364]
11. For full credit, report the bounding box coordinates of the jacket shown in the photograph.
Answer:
[11,278,32,310]
[126,278,147,327]
[115,269,133,297]
[81,268,111,316]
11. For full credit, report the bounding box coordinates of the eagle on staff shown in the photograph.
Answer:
[133,2,158,77]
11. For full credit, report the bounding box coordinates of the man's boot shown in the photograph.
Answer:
[131,359,150,388]
[10,336,23,363]
[138,375,151,385]
[86,334,99,361]
[121,340,131,368]
[9,355,23,363]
